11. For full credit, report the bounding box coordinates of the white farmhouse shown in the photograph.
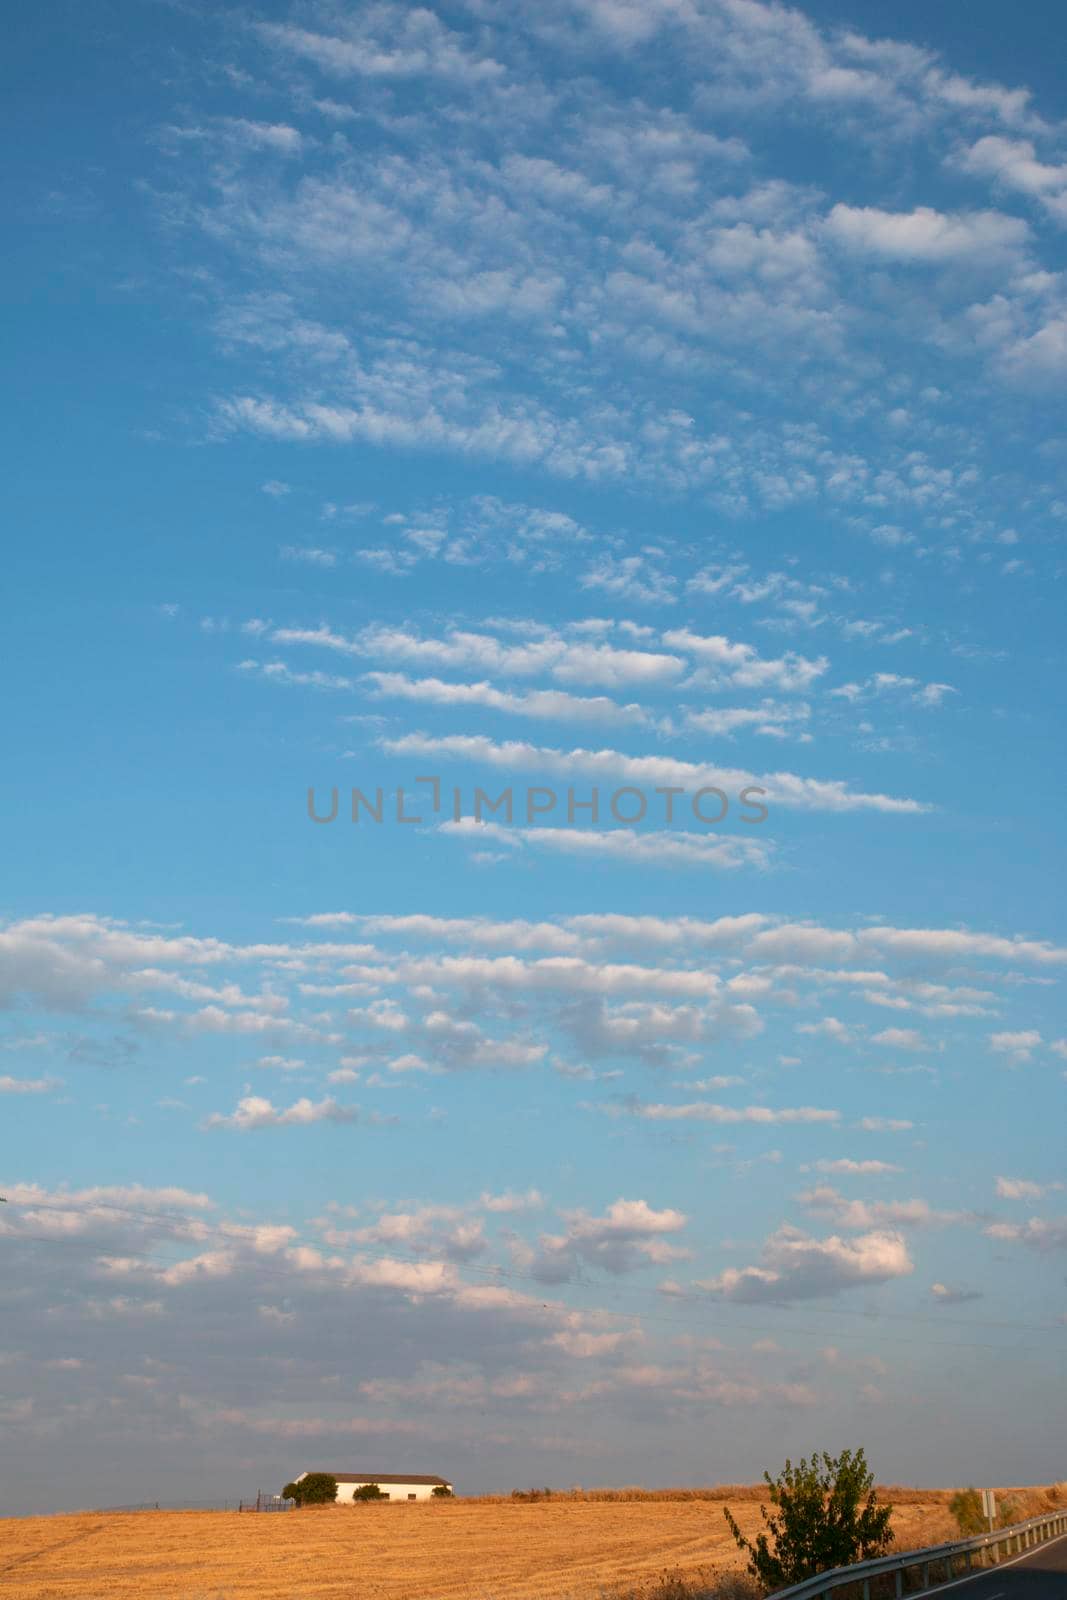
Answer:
[291,1470,453,1502]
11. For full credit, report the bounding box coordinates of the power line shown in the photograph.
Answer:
[5,1191,1062,1339]
[2,1196,1063,1355]
[6,1192,1062,1334]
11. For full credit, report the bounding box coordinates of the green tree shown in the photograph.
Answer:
[351,1482,384,1501]
[285,1473,338,1506]
[432,1485,454,1498]
[725,1449,894,1592]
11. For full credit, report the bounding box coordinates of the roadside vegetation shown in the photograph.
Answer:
[605,1570,764,1600]
[724,1448,894,1591]
[494,1482,938,1506]
[949,1483,1067,1535]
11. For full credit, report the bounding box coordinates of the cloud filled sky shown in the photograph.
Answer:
[2,0,1066,1512]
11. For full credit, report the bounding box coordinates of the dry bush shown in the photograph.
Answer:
[477,1486,783,1505]
[472,1484,941,1507]
[997,1488,1057,1523]
[603,1568,764,1600]
[948,1490,984,1536]
[877,1487,954,1506]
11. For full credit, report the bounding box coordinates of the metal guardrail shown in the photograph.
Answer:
[770,1510,1067,1600]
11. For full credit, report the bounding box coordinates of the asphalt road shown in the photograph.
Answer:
[933,1534,1067,1600]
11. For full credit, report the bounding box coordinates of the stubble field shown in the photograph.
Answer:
[0,1487,1037,1600]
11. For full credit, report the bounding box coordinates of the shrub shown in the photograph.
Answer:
[639,1572,700,1600]
[351,1483,384,1501]
[286,1473,338,1506]
[951,1489,987,1535]
[432,1485,453,1498]
[724,1448,894,1592]
[948,1488,1021,1533]
[713,1576,766,1600]
[607,1570,763,1600]
[948,1488,985,1536]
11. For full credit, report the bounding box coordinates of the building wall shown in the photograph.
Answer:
[335,1480,449,1503]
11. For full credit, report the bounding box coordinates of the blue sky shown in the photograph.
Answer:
[2,0,1066,1513]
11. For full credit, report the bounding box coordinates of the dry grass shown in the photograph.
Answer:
[475,1486,785,1504]
[476,1485,958,1506]
[601,1567,765,1600]
[0,1485,1051,1600]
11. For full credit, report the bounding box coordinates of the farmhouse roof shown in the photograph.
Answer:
[312,1472,452,1486]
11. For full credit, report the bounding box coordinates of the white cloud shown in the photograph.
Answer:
[871,1027,929,1052]
[616,1100,840,1125]
[930,1282,983,1304]
[830,674,956,709]
[441,818,772,872]
[662,629,827,692]
[995,1176,1062,1200]
[280,546,336,568]
[912,682,958,708]
[528,1197,689,1281]
[799,1184,965,1230]
[751,923,1067,968]
[580,555,677,605]
[205,1095,361,1130]
[684,701,812,740]
[997,317,1067,389]
[796,1016,854,1043]
[700,1224,913,1302]
[276,623,684,688]
[988,1028,1042,1062]
[985,1217,1067,1251]
[345,1206,488,1263]
[226,118,304,155]
[384,731,928,814]
[957,136,1067,223]
[824,204,1029,263]
[810,1159,902,1175]
[238,659,353,690]
[363,671,649,728]
[480,1189,545,1213]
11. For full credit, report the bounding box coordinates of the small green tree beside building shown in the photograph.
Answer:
[282,1473,338,1506]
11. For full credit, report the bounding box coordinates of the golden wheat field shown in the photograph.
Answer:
[0,1486,1057,1600]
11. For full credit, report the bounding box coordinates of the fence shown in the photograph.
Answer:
[95,1494,294,1514]
[770,1509,1067,1600]
[241,1493,294,1513]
